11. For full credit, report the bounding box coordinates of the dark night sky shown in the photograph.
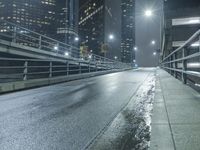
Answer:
[135,0,162,67]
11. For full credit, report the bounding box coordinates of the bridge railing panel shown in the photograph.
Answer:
[161,29,200,88]
[0,19,131,71]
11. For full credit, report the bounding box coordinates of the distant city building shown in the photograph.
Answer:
[162,0,200,58]
[121,0,135,63]
[0,0,79,47]
[56,0,79,45]
[0,0,56,37]
[79,0,122,59]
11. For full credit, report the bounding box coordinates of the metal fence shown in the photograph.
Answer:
[0,19,129,68]
[0,57,129,83]
[161,29,200,87]
[0,19,131,83]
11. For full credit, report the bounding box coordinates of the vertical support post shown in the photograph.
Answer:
[57,43,59,54]
[170,55,173,75]
[39,35,42,49]
[88,62,91,73]
[13,26,17,43]
[79,62,81,74]
[174,53,178,78]
[96,62,98,72]
[182,48,187,84]
[49,61,52,78]
[23,61,28,81]
[66,61,69,76]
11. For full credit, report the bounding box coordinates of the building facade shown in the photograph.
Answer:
[0,0,79,46]
[79,0,122,59]
[56,0,79,45]
[121,0,135,63]
[79,0,135,62]
[0,0,57,37]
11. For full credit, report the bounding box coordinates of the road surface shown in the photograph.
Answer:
[0,68,155,150]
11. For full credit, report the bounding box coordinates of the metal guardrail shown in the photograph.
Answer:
[0,19,132,83]
[0,57,130,83]
[161,29,200,85]
[0,19,130,69]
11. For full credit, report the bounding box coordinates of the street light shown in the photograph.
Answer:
[54,45,58,50]
[65,52,69,56]
[134,46,138,51]
[145,10,153,17]
[75,37,79,41]
[153,52,157,56]
[88,54,92,59]
[151,40,156,45]
[114,56,118,60]
[109,34,114,40]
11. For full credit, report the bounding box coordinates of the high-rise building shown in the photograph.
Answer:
[0,0,79,47]
[79,0,122,59]
[56,0,79,45]
[0,0,57,37]
[121,0,135,63]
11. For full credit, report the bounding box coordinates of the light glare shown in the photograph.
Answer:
[145,10,153,17]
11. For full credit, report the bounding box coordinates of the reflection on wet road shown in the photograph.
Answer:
[0,68,155,150]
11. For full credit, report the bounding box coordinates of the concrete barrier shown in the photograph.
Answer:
[0,69,129,94]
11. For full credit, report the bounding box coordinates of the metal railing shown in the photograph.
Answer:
[0,19,130,69]
[0,19,132,83]
[0,57,129,83]
[161,29,200,86]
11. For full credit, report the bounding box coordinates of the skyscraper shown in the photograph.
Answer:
[56,0,79,45]
[0,0,57,37]
[79,0,122,59]
[0,0,79,46]
[121,0,135,63]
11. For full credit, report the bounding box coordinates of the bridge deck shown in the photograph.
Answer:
[150,69,200,150]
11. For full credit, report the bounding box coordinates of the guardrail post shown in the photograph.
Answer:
[88,61,91,73]
[66,61,69,76]
[96,62,98,72]
[174,53,178,78]
[57,43,59,54]
[182,48,187,84]
[170,55,173,75]
[39,35,42,49]
[13,27,17,43]
[49,61,52,78]
[23,61,28,81]
[79,62,81,74]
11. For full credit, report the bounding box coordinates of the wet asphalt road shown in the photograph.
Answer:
[0,68,155,150]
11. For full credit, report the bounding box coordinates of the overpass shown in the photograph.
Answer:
[0,20,200,150]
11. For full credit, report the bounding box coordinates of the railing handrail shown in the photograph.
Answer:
[0,19,129,67]
[162,29,200,62]
[161,28,200,86]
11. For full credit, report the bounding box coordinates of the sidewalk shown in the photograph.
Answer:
[150,69,200,150]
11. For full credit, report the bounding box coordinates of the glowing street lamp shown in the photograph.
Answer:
[145,10,153,17]
[134,47,138,51]
[153,52,157,56]
[88,54,92,59]
[151,40,156,45]
[75,37,79,41]
[54,45,58,50]
[114,56,118,60]
[65,52,69,56]
[109,34,114,40]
